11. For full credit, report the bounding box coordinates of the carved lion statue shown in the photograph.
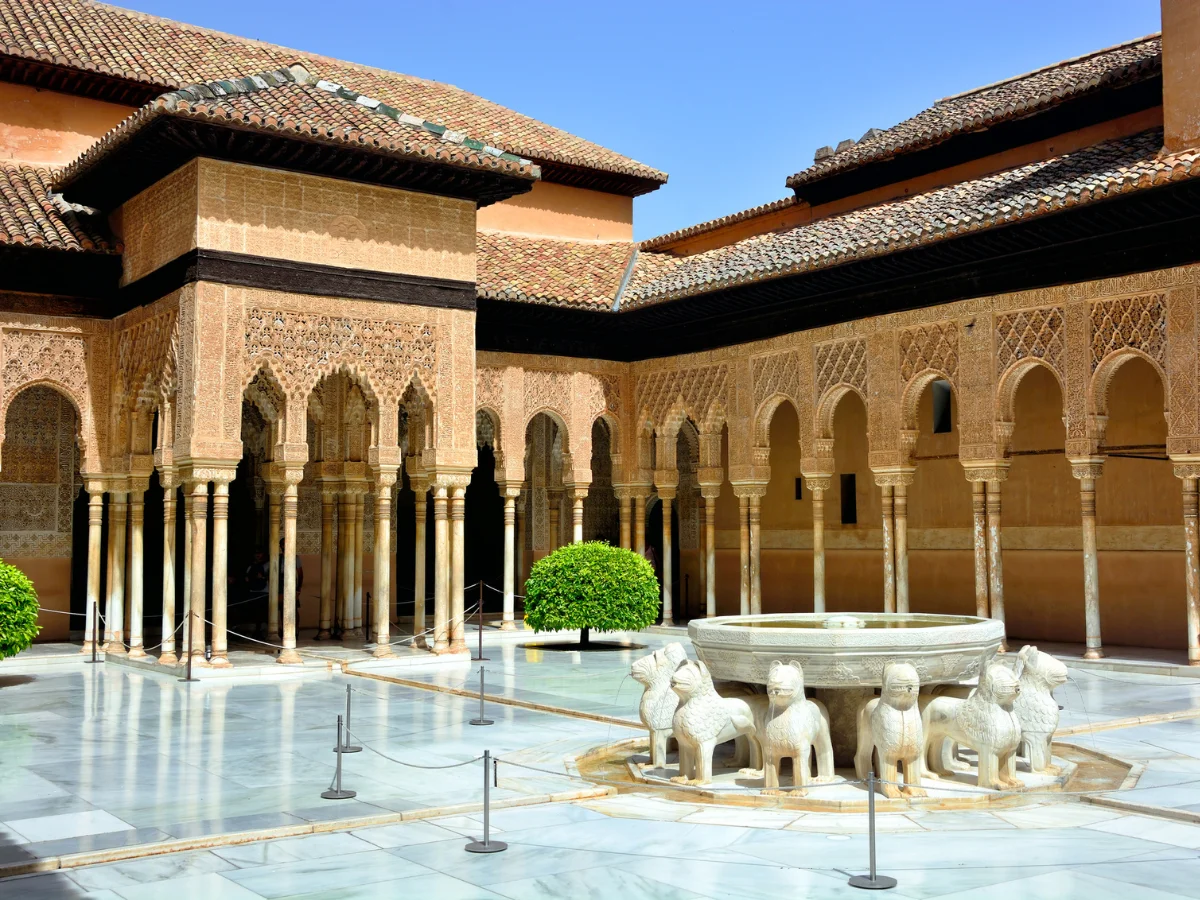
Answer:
[1013,645,1067,775]
[761,660,834,794]
[854,662,926,799]
[921,660,1024,791]
[669,659,768,785]
[631,642,688,769]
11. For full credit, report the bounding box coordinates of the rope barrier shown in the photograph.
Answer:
[341,725,483,770]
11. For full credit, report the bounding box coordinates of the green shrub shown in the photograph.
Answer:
[0,559,38,659]
[524,541,660,646]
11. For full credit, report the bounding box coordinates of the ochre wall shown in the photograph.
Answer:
[475,181,633,241]
[22,558,72,641]
[0,82,131,166]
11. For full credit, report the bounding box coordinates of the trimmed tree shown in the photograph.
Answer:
[0,560,39,660]
[524,541,660,647]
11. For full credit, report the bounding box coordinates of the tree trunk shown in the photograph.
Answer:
[581,626,590,649]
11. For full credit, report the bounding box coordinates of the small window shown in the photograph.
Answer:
[840,473,857,525]
[932,379,953,434]
[794,478,803,501]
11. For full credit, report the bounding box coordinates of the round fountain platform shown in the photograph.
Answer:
[688,613,1005,688]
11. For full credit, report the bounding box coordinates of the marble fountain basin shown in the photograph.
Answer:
[688,612,1005,689]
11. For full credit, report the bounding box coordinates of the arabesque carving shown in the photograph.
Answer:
[1090,293,1166,372]
[898,322,958,383]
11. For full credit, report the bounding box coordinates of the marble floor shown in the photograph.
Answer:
[3,632,1200,897]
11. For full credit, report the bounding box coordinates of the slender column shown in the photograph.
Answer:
[749,492,763,616]
[267,485,282,642]
[127,484,147,658]
[338,492,353,637]
[880,484,896,613]
[986,480,1005,631]
[971,480,989,618]
[502,488,518,631]
[188,480,208,666]
[570,488,586,543]
[515,491,526,588]
[548,493,561,553]
[181,491,192,658]
[210,476,232,667]
[389,483,399,630]
[103,496,116,649]
[412,476,429,647]
[373,473,396,657]
[107,492,128,654]
[808,477,829,614]
[352,491,365,637]
[1073,461,1104,659]
[617,489,632,550]
[159,476,178,665]
[82,486,104,655]
[634,492,647,555]
[450,484,467,652]
[1180,471,1200,664]
[318,489,335,639]
[698,497,708,615]
[279,471,302,664]
[738,493,750,616]
[432,483,450,652]
[660,491,675,625]
[702,487,719,618]
[894,483,909,615]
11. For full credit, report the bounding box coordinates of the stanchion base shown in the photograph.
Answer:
[465,840,507,854]
[471,655,490,662]
[320,789,357,800]
[848,875,897,891]
[178,676,200,682]
[84,659,103,665]
[469,718,494,726]
[333,744,363,753]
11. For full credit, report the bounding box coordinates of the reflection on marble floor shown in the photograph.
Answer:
[4,633,1200,897]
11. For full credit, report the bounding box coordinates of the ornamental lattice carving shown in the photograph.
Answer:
[115,307,177,407]
[476,366,504,414]
[2,330,89,413]
[752,350,801,409]
[813,338,867,402]
[245,308,437,402]
[1090,293,1166,372]
[635,364,728,427]
[898,321,959,383]
[524,369,573,422]
[995,307,1065,377]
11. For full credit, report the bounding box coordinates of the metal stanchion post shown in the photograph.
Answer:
[322,715,356,800]
[85,596,101,665]
[472,581,488,662]
[469,665,493,726]
[848,770,897,891]
[178,610,199,683]
[335,684,362,752]
[465,750,506,853]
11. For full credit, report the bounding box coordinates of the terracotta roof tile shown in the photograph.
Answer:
[0,163,116,252]
[639,197,798,251]
[0,0,665,187]
[476,231,635,309]
[627,128,1197,307]
[789,35,1161,190]
[57,65,540,193]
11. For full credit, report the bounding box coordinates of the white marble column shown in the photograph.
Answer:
[701,486,719,618]
[617,488,632,550]
[181,491,192,658]
[450,483,467,653]
[634,492,647,555]
[127,482,147,658]
[894,482,909,615]
[515,491,526,589]
[103,494,116,650]
[412,475,429,647]
[373,472,396,657]
[210,474,233,667]
[738,493,750,616]
[107,491,128,655]
[355,491,368,637]
[807,477,830,614]
[749,490,763,616]
[338,491,352,636]
[502,487,519,631]
[548,492,561,553]
[570,488,586,543]
[279,470,302,664]
[660,490,675,625]
[267,484,282,642]
[159,475,178,665]
[971,479,989,618]
[1179,470,1200,664]
[318,488,335,639]
[187,480,208,666]
[1073,460,1104,659]
[986,479,1005,631]
[432,482,450,652]
[880,483,896,614]
[82,484,104,656]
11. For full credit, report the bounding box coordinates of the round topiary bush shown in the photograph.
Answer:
[524,541,659,647]
[0,559,38,659]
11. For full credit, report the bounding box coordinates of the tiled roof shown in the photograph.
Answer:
[639,197,797,251]
[626,128,1198,308]
[0,0,666,188]
[0,163,116,252]
[476,231,635,309]
[57,65,540,192]
[788,35,1162,190]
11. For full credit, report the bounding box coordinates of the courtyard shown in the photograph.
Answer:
[3,632,1200,899]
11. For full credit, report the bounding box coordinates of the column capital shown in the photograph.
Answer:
[699,482,722,501]
[502,484,523,500]
[373,466,400,491]
[803,475,832,493]
[184,462,238,485]
[157,466,178,492]
[83,477,108,496]
[871,467,916,488]
[730,481,768,500]
[128,475,151,495]
[612,484,633,502]
[280,465,305,487]
[961,460,1010,483]
[1172,456,1200,480]
[1068,458,1106,480]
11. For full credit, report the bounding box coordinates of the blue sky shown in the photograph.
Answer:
[129,0,1162,240]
